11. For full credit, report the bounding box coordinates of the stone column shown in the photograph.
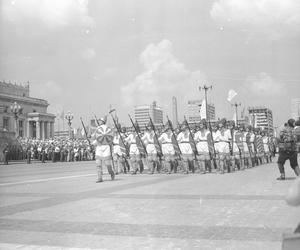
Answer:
[36,121,40,139]
[27,120,30,138]
[50,122,54,138]
[41,121,45,140]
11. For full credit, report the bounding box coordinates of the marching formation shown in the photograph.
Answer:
[92,113,277,183]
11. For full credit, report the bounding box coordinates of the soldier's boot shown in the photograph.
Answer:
[200,161,206,174]
[294,166,300,176]
[96,167,103,183]
[107,165,115,180]
[230,159,235,172]
[276,163,285,180]
[240,158,245,170]
[219,160,225,174]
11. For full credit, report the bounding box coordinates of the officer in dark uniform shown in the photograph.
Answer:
[3,143,9,165]
[277,119,300,180]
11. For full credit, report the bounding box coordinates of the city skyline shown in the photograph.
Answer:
[0,0,299,128]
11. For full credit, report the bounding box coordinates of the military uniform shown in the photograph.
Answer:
[194,120,210,174]
[277,119,300,180]
[177,125,194,174]
[92,117,115,182]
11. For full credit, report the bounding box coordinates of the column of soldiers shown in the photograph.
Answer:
[94,116,279,182]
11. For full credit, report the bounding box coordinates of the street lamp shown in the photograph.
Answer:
[65,111,74,138]
[231,102,241,126]
[10,101,21,137]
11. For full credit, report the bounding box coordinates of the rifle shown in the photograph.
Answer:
[149,117,163,155]
[80,117,91,146]
[166,115,182,159]
[128,115,148,156]
[207,120,218,169]
[109,109,130,157]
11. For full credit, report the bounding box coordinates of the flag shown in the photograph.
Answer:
[227,89,237,102]
[200,99,206,119]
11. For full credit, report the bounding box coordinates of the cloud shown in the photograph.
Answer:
[121,39,206,114]
[1,0,93,27]
[80,48,96,60]
[210,0,300,38]
[31,81,63,99]
[246,72,285,97]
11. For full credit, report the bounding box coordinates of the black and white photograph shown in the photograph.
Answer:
[0,0,300,249]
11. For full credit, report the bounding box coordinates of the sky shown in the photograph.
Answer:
[0,0,299,129]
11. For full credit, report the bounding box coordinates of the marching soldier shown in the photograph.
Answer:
[215,119,232,174]
[158,123,176,174]
[277,119,300,180]
[142,123,159,174]
[177,122,194,174]
[194,119,210,174]
[231,123,245,171]
[243,125,253,168]
[261,131,271,163]
[92,116,115,182]
[125,125,142,175]
[112,126,127,174]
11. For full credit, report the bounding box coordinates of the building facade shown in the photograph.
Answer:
[248,106,273,135]
[187,99,215,123]
[0,81,55,139]
[291,98,300,120]
[134,101,163,127]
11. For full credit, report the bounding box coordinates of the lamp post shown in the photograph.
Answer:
[65,111,74,138]
[10,101,21,137]
[199,85,212,121]
[231,102,241,126]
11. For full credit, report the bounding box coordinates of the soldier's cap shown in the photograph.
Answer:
[199,119,207,126]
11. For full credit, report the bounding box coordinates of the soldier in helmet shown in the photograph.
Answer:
[194,119,211,174]
[158,122,176,174]
[215,118,232,173]
[276,119,299,180]
[125,123,143,175]
[142,123,159,174]
[177,121,194,174]
[92,116,115,182]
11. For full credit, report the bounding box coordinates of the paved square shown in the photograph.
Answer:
[0,160,299,249]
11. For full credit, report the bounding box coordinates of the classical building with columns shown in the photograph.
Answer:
[0,81,55,139]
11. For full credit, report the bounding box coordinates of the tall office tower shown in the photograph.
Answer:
[291,98,300,120]
[248,106,273,135]
[134,101,163,127]
[172,96,178,127]
[187,99,215,123]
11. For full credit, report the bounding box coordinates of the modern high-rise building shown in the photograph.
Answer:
[172,96,178,127]
[291,98,300,120]
[187,99,215,123]
[134,101,163,127]
[248,106,273,135]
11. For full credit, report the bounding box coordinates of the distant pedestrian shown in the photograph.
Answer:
[3,143,9,165]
